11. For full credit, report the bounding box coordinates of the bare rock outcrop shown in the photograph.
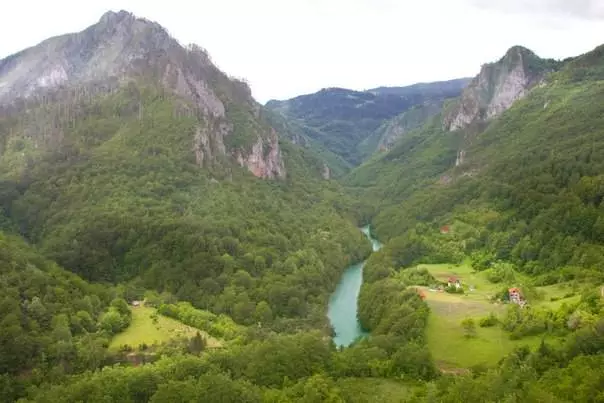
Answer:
[443,46,556,131]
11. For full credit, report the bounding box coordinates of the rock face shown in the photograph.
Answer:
[235,130,285,180]
[443,46,557,131]
[0,10,285,179]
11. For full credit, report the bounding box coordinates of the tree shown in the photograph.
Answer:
[188,332,207,355]
[254,301,273,325]
[99,310,125,334]
[110,298,131,316]
[300,374,344,403]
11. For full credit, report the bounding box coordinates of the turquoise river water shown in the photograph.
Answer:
[327,225,382,347]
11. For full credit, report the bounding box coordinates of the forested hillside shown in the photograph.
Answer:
[0,11,377,401]
[266,78,469,167]
[0,89,372,334]
[2,8,604,403]
[348,44,604,279]
[340,43,604,401]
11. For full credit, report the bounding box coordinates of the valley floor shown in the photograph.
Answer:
[409,263,579,369]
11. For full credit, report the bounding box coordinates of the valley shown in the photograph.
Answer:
[0,8,603,403]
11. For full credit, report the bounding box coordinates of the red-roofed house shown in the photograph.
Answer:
[447,277,461,289]
[508,287,526,307]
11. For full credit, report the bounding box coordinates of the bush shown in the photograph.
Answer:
[461,318,477,338]
[445,285,464,294]
[479,313,499,327]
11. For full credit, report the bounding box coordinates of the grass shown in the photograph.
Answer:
[336,378,418,402]
[425,306,542,369]
[536,283,582,310]
[109,306,222,351]
[413,263,566,369]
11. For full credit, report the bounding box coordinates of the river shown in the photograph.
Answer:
[327,225,382,347]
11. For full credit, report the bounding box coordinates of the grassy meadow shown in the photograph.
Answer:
[412,263,578,369]
[109,305,222,351]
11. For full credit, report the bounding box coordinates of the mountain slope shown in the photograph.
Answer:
[347,44,604,278]
[266,79,470,166]
[0,10,285,179]
[0,230,119,399]
[0,10,371,334]
[368,77,471,98]
[358,102,444,154]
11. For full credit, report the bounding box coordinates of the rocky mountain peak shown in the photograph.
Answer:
[98,10,135,25]
[0,10,286,180]
[504,45,536,58]
[443,46,557,132]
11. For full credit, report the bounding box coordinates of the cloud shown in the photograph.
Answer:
[470,0,604,20]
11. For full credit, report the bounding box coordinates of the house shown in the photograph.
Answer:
[131,300,142,307]
[508,288,527,307]
[447,277,462,289]
[440,225,450,234]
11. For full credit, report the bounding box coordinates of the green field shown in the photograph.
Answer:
[336,378,418,402]
[109,306,222,351]
[414,263,574,369]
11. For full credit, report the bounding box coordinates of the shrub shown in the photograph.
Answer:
[461,318,477,338]
[479,313,499,327]
[445,285,464,294]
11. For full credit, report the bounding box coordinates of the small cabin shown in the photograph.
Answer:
[440,225,450,234]
[447,277,461,289]
[508,288,527,307]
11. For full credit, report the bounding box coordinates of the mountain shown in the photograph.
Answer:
[0,10,286,179]
[0,9,372,333]
[358,102,444,154]
[2,10,604,402]
[368,77,471,98]
[265,78,470,167]
[347,43,604,278]
[443,46,561,131]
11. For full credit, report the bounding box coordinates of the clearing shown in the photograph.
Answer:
[413,263,576,369]
[109,305,222,351]
[336,378,418,402]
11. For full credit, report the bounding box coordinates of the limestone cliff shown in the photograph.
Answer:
[235,129,285,180]
[443,46,559,132]
[0,10,285,179]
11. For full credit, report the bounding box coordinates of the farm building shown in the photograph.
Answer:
[508,288,527,307]
[447,277,461,289]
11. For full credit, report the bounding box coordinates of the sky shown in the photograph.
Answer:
[1,0,603,103]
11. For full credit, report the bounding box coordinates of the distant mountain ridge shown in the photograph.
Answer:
[368,77,472,97]
[265,78,470,167]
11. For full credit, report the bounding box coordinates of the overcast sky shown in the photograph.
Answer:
[1,0,603,102]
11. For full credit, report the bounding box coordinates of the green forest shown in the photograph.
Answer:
[1,17,604,402]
